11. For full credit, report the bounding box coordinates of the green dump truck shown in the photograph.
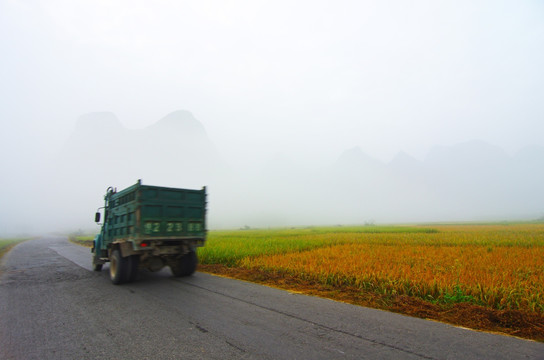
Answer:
[92,180,207,284]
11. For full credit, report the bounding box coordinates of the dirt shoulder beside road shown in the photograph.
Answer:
[199,264,544,343]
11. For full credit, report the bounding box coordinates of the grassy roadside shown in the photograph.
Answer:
[0,238,29,261]
[68,235,94,248]
[198,264,544,342]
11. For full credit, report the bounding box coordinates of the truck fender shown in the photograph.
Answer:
[118,242,136,258]
[93,234,101,251]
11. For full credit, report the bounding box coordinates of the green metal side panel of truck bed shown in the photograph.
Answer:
[103,181,207,247]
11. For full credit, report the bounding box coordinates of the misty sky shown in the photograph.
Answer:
[1,1,544,234]
[2,0,543,163]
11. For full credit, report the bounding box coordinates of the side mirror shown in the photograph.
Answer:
[95,212,101,223]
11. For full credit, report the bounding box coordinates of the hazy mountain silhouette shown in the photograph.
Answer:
[148,110,208,136]
[334,147,384,171]
[52,113,544,229]
[135,110,223,184]
[323,140,544,222]
[61,112,126,162]
[51,111,224,227]
[218,140,544,226]
[59,110,222,185]
[388,151,422,174]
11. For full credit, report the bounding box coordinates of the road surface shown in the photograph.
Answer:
[1,237,543,360]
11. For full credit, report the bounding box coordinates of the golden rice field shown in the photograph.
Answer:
[200,224,544,315]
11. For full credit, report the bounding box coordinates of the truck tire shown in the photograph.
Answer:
[92,237,103,271]
[171,250,198,277]
[127,255,140,283]
[92,251,103,271]
[110,249,129,285]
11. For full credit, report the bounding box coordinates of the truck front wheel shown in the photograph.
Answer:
[171,251,198,277]
[110,249,129,284]
[92,237,103,271]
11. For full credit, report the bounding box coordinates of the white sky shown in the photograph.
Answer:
[1,0,543,164]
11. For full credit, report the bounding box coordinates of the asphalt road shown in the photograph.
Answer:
[1,237,543,360]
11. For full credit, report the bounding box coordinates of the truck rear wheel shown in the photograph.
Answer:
[127,255,139,282]
[110,249,129,284]
[171,250,198,277]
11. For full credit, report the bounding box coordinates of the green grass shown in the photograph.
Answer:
[199,224,544,267]
[0,238,29,259]
[69,235,94,247]
[199,225,439,266]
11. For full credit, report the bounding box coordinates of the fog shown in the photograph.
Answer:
[1,1,543,236]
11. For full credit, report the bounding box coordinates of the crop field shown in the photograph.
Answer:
[199,224,544,340]
[69,235,94,247]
